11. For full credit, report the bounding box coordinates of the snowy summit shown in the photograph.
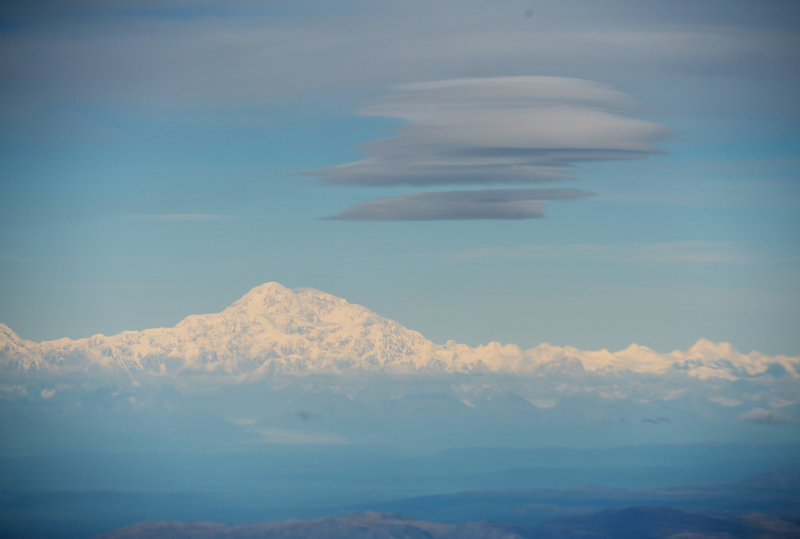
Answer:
[0,283,797,380]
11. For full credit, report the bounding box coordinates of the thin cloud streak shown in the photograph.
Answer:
[245,428,349,445]
[323,188,593,221]
[443,241,758,264]
[128,214,242,221]
[737,408,798,424]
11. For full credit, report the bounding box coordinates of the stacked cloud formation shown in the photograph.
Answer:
[309,77,673,220]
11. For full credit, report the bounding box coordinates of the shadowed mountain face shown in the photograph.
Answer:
[92,509,800,539]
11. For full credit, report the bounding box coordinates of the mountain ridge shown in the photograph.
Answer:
[1,282,798,380]
[89,507,800,539]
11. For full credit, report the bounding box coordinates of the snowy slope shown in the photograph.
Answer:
[1,282,797,380]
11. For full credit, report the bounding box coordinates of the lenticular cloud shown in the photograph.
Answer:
[324,188,593,221]
[310,76,672,220]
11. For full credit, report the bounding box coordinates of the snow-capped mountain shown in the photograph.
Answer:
[1,282,797,380]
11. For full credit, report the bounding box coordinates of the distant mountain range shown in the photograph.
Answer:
[92,507,800,539]
[92,469,800,537]
[4,450,799,539]
[364,469,800,525]
[2,283,798,380]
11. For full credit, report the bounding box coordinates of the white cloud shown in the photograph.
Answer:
[709,396,742,407]
[737,407,798,424]
[769,399,797,409]
[527,399,557,409]
[41,388,55,399]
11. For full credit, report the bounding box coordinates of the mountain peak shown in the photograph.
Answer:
[688,339,737,358]
[244,281,292,296]
[0,323,18,338]
[0,323,28,348]
[223,283,357,326]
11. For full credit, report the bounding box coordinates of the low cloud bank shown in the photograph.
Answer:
[738,408,798,424]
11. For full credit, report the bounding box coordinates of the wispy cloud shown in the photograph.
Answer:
[737,408,798,425]
[709,396,743,407]
[324,188,593,221]
[127,214,242,221]
[245,428,348,445]
[444,241,756,264]
[0,384,28,397]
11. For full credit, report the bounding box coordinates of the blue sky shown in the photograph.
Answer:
[0,0,798,355]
